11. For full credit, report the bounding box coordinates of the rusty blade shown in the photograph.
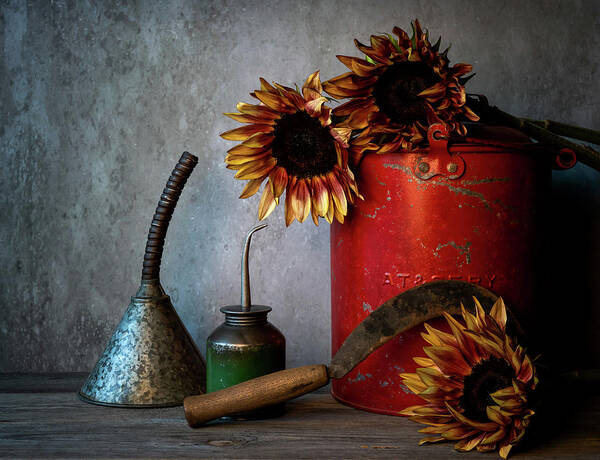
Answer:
[328,280,498,379]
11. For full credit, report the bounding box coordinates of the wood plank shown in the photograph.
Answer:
[0,374,598,459]
[0,373,87,393]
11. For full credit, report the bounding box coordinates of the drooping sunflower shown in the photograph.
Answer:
[323,19,479,164]
[221,71,361,226]
[400,298,537,459]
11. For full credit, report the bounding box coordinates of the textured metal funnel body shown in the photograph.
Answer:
[79,152,205,407]
[79,280,206,407]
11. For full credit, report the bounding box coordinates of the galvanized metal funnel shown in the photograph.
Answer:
[79,152,206,407]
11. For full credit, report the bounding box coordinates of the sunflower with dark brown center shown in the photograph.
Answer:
[400,298,537,459]
[323,19,479,164]
[221,71,360,225]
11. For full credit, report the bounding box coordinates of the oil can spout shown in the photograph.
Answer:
[241,224,267,311]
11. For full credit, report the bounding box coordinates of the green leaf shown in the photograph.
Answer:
[432,36,442,52]
[385,33,403,53]
[365,55,376,65]
[410,22,417,48]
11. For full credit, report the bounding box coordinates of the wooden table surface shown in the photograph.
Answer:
[0,373,598,459]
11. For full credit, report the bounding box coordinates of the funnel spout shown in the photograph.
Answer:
[142,152,198,281]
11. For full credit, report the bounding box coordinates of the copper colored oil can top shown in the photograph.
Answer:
[330,124,563,415]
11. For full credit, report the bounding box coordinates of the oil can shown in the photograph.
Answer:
[206,225,286,419]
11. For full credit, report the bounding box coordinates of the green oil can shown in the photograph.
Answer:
[206,224,285,419]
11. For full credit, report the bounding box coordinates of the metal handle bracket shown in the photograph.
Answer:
[413,123,466,181]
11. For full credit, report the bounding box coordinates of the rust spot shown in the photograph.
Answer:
[361,204,386,219]
[460,177,510,185]
[433,240,472,266]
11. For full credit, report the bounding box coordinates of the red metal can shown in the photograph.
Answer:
[330,124,558,415]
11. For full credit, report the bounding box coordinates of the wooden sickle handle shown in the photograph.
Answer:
[184,364,329,427]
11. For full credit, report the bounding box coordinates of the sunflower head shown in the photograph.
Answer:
[221,71,361,226]
[400,297,537,459]
[323,19,479,164]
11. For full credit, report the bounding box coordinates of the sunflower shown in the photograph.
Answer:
[221,71,361,226]
[323,19,479,164]
[400,297,537,459]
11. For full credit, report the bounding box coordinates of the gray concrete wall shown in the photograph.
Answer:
[1,0,599,372]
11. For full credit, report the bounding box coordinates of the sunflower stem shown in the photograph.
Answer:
[523,119,600,146]
[467,96,600,172]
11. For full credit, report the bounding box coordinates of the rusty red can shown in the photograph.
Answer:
[330,124,561,415]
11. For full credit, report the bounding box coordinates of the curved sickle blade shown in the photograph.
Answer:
[328,280,498,379]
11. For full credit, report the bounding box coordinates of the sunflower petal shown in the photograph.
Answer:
[241,132,274,148]
[455,433,485,452]
[269,166,288,199]
[227,143,268,155]
[416,367,460,390]
[486,405,511,426]
[419,436,445,445]
[236,102,280,119]
[337,55,378,77]
[310,205,319,226]
[442,426,479,441]
[332,97,375,117]
[305,96,328,116]
[259,77,277,93]
[311,176,329,216]
[224,112,276,124]
[284,177,297,226]
[422,323,458,348]
[253,90,295,113]
[442,312,479,365]
[419,423,464,437]
[327,172,348,216]
[399,405,424,417]
[258,181,277,220]
[445,402,498,431]
[464,105,480,121]
[330,127,352,147]
[452,63,473,76]
[226,150,271,165]
[413,356,436,367]
[499,444,512,459]
[424,346,471,376]
[302,70,323,101]
[325,192,335,223]
[239,178,263,199]
[517,355,534,383]
[489,297,508,330]
[234,156,277,180]
[221,124,274,141]
[299,180,312,223]
[481,427,508,445]
[333,204,345,224]
[418,81,447,100]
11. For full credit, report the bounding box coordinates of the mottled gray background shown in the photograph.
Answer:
[1,0,599,372]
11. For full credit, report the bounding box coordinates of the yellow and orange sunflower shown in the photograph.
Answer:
[323,19,479,164]
[400,298,537,459]
[221,71,361,226]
